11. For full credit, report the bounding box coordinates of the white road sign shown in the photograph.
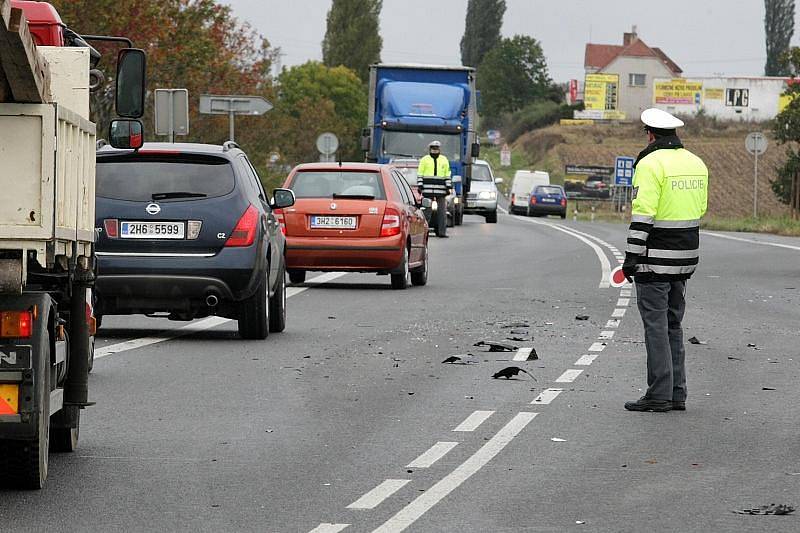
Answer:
[316,132,339,156]
[745,132,767,155]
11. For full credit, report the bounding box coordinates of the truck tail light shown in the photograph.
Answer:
[0,310,33,338]
[380,208,401,237]
[274,209,286,235]
[225,205,259,247]
[104,219,118,238]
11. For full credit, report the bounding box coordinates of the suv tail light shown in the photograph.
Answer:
[0,310,33,338]
[274,209,286,235]
[103,219,118,238]
[380,207,401,237]
[225,205,259,247]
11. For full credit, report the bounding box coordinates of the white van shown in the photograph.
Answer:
[509,170,550,214]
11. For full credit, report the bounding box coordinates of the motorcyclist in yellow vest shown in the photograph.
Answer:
[417,140,452,237]
[622,108,708,413]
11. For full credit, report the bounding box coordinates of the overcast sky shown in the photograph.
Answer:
[222,1,799,81]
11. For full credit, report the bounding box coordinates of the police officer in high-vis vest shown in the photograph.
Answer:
[417,140,452,237]
[622,108,708,413]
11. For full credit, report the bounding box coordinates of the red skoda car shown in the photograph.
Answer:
[279,163,429,289]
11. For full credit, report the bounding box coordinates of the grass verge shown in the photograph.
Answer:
[700,216,800,237]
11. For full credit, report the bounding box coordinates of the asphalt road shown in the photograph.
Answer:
[2,212,799,532]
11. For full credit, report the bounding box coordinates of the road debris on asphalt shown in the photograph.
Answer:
[688,336,707,345]
[492,366,536,380]
[551,437,566,442]
[474,340,517,352]
[762,387,776,391]
[727,356,743,361]
[442,355,478,365]
[747,343,760,349]
[575,315,590,321]
[734,504,795,515]
[502,322,529,329]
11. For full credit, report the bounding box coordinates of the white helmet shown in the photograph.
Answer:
[428,140,442,149]
[641,108,684,129]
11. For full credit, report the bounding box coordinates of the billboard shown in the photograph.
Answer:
[654,79,703,105]
[584,73,619,111]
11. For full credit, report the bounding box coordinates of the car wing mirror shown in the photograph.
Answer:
[108,119,144,149]
[271,188,295,209]
[115,48,147,119]
[494,177,504,184]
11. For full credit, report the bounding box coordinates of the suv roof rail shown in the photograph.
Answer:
[222,140,240,152]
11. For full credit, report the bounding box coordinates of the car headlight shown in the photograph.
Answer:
[478,191,497,200]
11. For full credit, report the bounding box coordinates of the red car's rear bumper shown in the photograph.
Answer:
[285,234,404,271]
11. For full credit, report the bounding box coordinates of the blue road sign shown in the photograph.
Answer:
[615,156,635,186]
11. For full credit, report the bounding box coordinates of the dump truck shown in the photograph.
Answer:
[0,0,145,488]
[362,63,480,226]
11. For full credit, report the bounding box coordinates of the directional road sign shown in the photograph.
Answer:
[199,94,273,141]
[614,156,635,187]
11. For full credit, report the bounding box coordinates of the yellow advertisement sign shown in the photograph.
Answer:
[779,93,794,112]
[560,119,595,126]
[584,73,619,111]
[654,79,703,105]
[704,88,724,100]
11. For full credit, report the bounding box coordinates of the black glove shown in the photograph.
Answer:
[622,253,638,283]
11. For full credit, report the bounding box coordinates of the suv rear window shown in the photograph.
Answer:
[289,171,386,200]
[96,155,235,201]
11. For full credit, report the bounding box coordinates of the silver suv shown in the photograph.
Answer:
[464,159,501,223]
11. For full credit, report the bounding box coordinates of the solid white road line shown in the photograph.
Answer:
[406,442,459,469]
[575,354,598,366]
[599,330,615,340]
[588,342,606,352]
[372,412,537,533]
[531,388,563,405]
[347,479,411,510]
[309,524,349,533]
[498,206,509,214]
[94,316,230,360]
[702,231,800,251]
[520,219,612,288]
[606,319,621,328]
[95,272,349,360]
[513,347,534,361]
[453,410,495,432]
[555,369,584,383]
[612,308,627,318]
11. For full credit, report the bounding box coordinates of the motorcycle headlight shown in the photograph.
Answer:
[478,191,496,200]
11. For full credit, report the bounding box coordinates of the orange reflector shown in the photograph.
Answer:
[0,310,33,338]
[88,316,97,336]
[0,384,19,415]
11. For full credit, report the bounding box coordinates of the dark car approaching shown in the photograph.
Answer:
[94,142,295,339]
[529,185,567,218]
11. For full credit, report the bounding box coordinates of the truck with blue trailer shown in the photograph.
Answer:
[362,63,480,226]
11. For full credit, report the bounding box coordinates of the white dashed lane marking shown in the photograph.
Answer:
[406,442,459,469]
[373,413,537,533]
[620,289,632,297]
[612,308,627,318]
[617,298,630,307]
[588,342,606,352]
[574,354,599,366]
[513,347,534,361]
[453,410,495,432]
[531,388,563,405]
[555,369,584,383]
[598,330,615,340]
[347,479,411,510]
[309,524,349,533]
[605,319,621,328]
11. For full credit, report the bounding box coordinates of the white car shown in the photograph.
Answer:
[464,159,502,223]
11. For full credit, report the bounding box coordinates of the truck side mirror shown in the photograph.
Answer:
[361,128,371,152]
[109,119,144,149]
[471,142,480,158]
[116,48,147,119]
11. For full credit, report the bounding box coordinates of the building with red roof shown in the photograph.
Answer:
[583,27,682,120]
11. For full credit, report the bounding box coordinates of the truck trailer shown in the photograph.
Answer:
[363,63,480,226]
[0,0,145,488]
